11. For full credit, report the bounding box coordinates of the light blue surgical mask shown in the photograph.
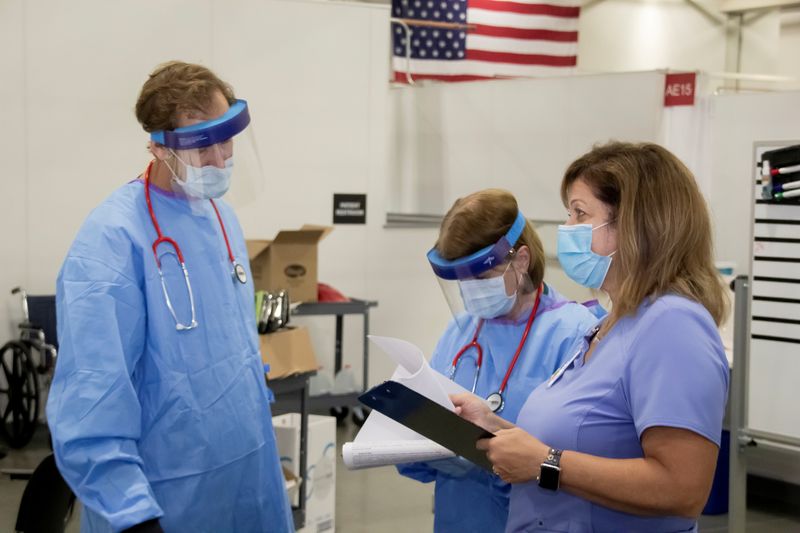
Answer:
[171,157,234,199]
[458,268,516,319]
[557,222,615,289]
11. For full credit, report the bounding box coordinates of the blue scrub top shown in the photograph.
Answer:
[509,295,729,533]
[398,285,599,533]
[46,180,293,533]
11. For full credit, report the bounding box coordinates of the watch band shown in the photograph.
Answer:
[545,447,562,467]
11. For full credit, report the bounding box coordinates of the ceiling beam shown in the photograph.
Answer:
[718,0,800,12]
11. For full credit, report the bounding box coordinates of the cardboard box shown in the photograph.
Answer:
[247,225,332,303]
[260,326,319,380]
[273,414,337,533]
[282,465,301,505]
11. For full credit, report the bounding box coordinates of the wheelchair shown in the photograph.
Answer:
[0,287,57,449]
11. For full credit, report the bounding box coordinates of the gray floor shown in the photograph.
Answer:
[1,424,798,532]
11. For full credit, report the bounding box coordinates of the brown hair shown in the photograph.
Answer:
[561,141,728,328]
[135,61,236,132]
[435,188,545,288]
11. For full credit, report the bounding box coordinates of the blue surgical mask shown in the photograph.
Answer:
[557,222,615,289]
[458,271,516,319]
[171,158,234,199]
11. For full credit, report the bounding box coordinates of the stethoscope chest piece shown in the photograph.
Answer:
[450,284,544,414]
[234,263,247,284]
[486,392,504,413]
[144,159,248,331]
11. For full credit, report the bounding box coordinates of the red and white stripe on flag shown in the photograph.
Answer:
[392,0,581,83]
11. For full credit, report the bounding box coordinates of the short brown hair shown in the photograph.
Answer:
[135,61,236,132]
[435,188,545,288]
[561,141,728,327]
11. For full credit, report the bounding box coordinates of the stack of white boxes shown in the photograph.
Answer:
[273,414,336,533]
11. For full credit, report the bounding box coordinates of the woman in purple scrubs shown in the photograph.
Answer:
[453,142,729,532]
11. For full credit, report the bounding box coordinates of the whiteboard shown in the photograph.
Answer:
[747,141,800,440]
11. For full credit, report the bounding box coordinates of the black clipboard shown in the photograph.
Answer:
[358,380,495,471]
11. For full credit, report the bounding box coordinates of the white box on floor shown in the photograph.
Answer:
[273,413,337,533]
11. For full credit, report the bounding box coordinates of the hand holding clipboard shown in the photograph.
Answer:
[359,380,495,471]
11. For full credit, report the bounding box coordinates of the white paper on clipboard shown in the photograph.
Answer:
[341,335,479,469]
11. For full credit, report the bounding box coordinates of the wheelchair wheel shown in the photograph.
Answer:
[0,340,40,448]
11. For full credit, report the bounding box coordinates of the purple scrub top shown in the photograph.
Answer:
[508,295,729,533]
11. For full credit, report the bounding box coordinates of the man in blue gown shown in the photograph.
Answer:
[46,61,293,533]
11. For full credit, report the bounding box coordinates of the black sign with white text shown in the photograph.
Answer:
[333,193,367,224]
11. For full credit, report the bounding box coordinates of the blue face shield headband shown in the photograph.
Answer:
[150,99,250,149]
[427,211,527,280]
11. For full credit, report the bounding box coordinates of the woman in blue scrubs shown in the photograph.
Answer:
[453,143,729,532]
[47,62,293,533]
[397,189,599,533]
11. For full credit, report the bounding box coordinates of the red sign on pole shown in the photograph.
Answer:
[664,72,696,107]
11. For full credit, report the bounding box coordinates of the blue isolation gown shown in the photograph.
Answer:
[46,180,294,533]
[397,285,600,533]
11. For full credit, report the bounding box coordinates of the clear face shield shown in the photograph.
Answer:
[150,99,265,212]
[427,212,536,335]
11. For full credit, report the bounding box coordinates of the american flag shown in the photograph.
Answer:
[391,0,580,82]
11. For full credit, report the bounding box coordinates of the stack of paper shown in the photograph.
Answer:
[342,336,475,470]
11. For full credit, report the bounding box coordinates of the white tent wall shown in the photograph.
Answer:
[0,0,27,342]
[389,72,666,219]
[780,8,800,79]
[660,96,715,197]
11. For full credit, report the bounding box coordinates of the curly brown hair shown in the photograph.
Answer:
[135,61,236,133]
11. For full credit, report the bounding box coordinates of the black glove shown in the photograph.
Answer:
[122,519,164,533]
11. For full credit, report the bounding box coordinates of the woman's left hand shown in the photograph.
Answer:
[477,427,549,484]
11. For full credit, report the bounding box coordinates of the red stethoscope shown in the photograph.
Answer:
[448,283,543,413]
[144,160,247,331]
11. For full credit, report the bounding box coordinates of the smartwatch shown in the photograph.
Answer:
[537,447,562,491]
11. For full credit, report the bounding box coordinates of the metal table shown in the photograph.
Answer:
[291,299,378,418]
